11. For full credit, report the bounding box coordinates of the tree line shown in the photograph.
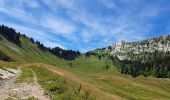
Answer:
[0,25,21,46]
[29,39,81,60]
[116,52,170,78]
[0,25,81,60]
[50,47,81,60]
[85,50,170,78]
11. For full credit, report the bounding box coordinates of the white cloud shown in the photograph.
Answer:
[25,0,40,8]
[0,0,38,24]
[0,21,45,37]
[0,21,67,49]
[42,16,76,35]
[102,0,119,10]
[0,0,167,51]
[42,0,76,11]
[43,41,66,49]
[0,0,77,38]
[0,7,27,20]
[81,30,94,43]
[139,6,162,18]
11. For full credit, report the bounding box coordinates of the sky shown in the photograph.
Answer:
[0,0,170,52]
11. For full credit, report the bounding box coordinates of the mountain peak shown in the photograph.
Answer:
[110,34,170,60]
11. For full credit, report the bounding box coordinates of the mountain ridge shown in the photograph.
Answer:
[109,34,170,60]
[86,34,170,78]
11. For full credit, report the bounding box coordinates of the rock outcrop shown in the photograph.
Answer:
[110,35,170,60]
[0,68,20,79]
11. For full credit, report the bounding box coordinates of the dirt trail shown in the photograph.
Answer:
[29,68,38,84]
[24,63,124,100]
[0,67,50,100]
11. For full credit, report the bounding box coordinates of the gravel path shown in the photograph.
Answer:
[0,68,50,100]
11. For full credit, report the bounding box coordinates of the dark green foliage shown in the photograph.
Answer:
[32,40,81,60]
[33,41,81,60]
[85,51,97,57]
[30,37,34,43]
[108,46,112,50]
[104,59,111,70]
[69,62,73,67]
[0,25,21,46]
[105,65,110,70]
[51,47,81,60]
[114,52,170,78]
[86,48,170,78]
[85,51,107,59]
[74,84,82,94]
[49,85,67,94]
[30,39,81,60]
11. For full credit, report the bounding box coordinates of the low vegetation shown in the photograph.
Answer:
[85,50,170,78]
[16,64,96,100]
[16,67,34,83]
[1,59,170,100]
[0,50,11,61]
[0,25,170,100]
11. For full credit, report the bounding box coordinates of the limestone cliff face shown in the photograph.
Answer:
[110,35,170,60]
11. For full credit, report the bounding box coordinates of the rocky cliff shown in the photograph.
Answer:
[110,35,170,60]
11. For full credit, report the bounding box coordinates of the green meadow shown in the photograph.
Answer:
[0,35,170,100]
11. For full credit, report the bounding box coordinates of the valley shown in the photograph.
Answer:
[1,0,170,99]
[1,61,170,100]
[0,25,170,100]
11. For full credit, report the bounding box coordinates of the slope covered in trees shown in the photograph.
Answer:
[87,46,170,78]
[0,25,21,46]
[51,47,80,60]
[110,52,170,78]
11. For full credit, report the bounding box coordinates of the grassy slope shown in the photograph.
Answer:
[68,56,170,100]
[91,49,110,55]
[0,35,66,66]
[1,63,96,100]
[0,35,170,100]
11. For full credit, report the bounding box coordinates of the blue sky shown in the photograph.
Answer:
[0,0,170,52]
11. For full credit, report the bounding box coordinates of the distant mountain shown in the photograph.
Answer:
[110,35,170,60]
[86,35,170,78]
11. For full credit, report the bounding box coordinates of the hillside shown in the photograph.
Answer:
[86,35,170,78]
[0,25,71,67]
[0,34,66,65]
[0,25,170,100]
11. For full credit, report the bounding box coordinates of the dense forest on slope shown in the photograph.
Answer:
[110,52,170,78]
[0,25,21,46]
[29,37,81,60]
[86,48,170,78]
[51,47,80,60]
